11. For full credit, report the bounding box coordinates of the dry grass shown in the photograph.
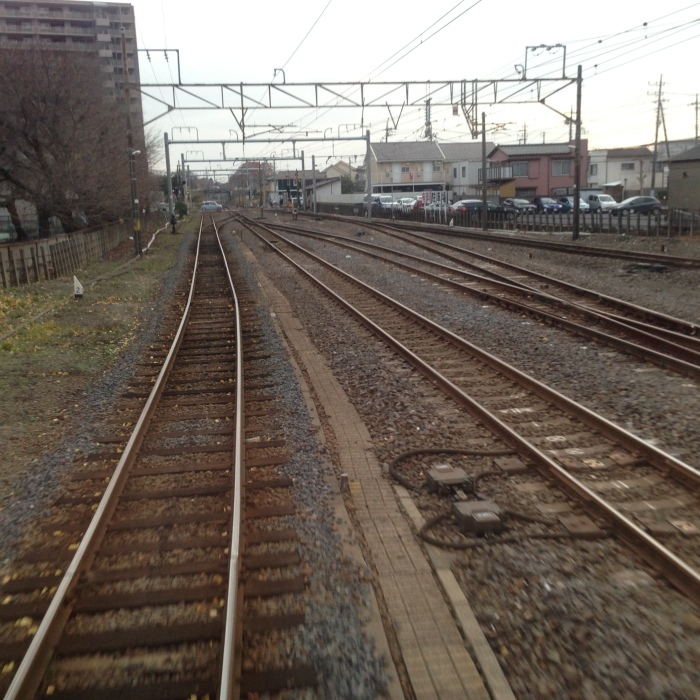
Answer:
[0,223,193,484]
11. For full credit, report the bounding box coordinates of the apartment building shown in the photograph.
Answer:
[0,0,143,130]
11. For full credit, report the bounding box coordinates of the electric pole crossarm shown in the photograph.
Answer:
[136,79,577,112]
[223,84,267,109]
[315,84,362,107]
[142,102,174,127]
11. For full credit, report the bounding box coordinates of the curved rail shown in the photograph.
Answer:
[367,221,700,338]
[239,215,700,605]
[256,220,700,378]
[5,217,245,699]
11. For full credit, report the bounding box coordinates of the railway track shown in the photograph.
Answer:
[306,210,700,268]
[0,219,315,698]
[255,218,700,380]
[239,214,700,605]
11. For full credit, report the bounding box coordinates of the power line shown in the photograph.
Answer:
[280,0,334,70]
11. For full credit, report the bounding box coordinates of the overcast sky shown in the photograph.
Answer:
[130,0,700,170]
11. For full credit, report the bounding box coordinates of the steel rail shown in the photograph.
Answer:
[211,219,245,700]
[310,210,700,269]
[370,222,700,339]
[388,218,700,268]
[258,221,700,377]
[239,217,700,604]
[5,220,211,699]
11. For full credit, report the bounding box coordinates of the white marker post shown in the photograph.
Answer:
[73,276,84,299]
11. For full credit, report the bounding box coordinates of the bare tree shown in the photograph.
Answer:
[0,47,139,238]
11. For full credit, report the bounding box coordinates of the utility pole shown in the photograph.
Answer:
[481,112,488,231]
[365,130,372,219]
[181,153,186,210]
[164,132,173,217]
[121,28,141,255]
[572,65,582,241]
[690,94,699,141]
[650,75,663,194]
[312,155,317,214]
[425,99,433,141]
[519,123,528,145]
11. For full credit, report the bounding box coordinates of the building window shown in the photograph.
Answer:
[433,161,442,172]
[655,162,665,172]
[621,162,635,171]
[461,166,466,177]
[552,159,570,176]
[453,167,457,178]
[401,166,409,173]
[589,164,598,176]
[511,161,529,177]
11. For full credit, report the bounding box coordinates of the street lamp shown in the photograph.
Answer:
[128,149,141,255]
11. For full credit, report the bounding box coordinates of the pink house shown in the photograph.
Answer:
[487,141,588,199]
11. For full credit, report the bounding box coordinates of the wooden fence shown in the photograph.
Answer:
[0,221,132,289]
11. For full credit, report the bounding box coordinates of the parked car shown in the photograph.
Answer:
[534,196,563,213]
[586,193,617,212]
[610,196,663,216]
[377,195,395,211]
[503,198,537,214]
[449,199,479,213]
[201,201,222,212]
[424,201,450,212]
[451,200,513,219]
[363,194,395,213]
[398,197,417,212]
[557,196,590,213]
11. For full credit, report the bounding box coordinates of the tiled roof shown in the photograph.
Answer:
[439,142,495,160]
[371,141,444,162]
[492,144,573,157]
[670,144,700,162]
[606,147,653,158]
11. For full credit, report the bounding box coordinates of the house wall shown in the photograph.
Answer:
[370,159,446,192]
[448,161,483,196]
[489,147,588,197]
[668,161,700,209]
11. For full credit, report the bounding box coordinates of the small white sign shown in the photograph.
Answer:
[73,276,84,299]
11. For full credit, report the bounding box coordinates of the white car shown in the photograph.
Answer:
[586,193,617,212]
[201,201,222,212]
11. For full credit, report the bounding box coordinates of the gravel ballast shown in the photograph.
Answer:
[239,217,699,699]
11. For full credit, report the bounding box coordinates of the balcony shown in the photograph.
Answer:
[478,166,514,183]
[2,22,34,33]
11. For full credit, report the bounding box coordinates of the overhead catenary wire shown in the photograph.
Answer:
[205,3,699,167]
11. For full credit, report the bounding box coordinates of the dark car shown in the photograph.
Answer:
[533,196,563,213]
[610,196,662,216]
[502,198,537,214]
[451,199,513,219]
